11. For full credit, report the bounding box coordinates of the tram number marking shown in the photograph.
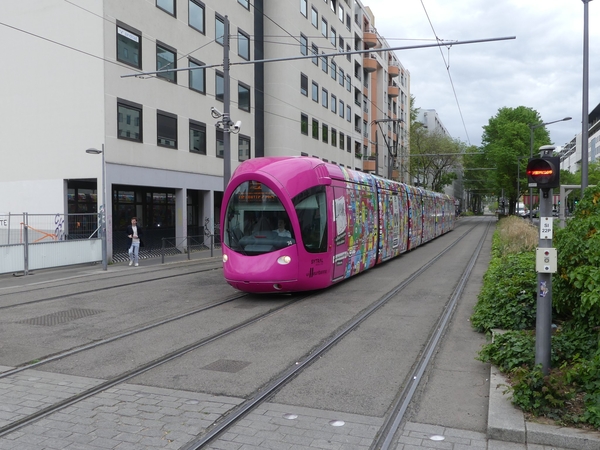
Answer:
[311,258,323,265]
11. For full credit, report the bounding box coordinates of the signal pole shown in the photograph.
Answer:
[527,145,560,375]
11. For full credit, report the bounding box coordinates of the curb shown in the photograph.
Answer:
[487,366,600,450]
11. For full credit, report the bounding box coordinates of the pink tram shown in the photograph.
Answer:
[220,157,455,293]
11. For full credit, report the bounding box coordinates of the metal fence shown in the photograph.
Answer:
[0,213,101,275]
[159,235,216,263]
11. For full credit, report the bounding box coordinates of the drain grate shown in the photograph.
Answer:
[18,308,104,326]
[201,359,251,373]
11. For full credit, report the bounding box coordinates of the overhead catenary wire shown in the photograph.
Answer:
[419,0,471,145]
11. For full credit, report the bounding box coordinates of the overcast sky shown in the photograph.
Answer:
[364,0,599,150]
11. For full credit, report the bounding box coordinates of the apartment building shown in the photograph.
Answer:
[559,101,600,174]
[0,0,410,259]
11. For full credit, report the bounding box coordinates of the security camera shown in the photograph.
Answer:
[231,120,242,132]
[211,107,222,119]
[215,120,224,129]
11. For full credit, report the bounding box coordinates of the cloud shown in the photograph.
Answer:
[366,0,599,148]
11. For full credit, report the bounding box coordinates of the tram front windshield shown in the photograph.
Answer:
[224,181,295,255]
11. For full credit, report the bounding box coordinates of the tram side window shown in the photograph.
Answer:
[293,186,327,253]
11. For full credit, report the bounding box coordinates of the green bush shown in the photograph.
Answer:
[472,195,600,429]
[471,251,537,333]
[554,186,600,326]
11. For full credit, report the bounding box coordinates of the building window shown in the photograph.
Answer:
[312,81,318,102]
[300,73,308,96]
[339,132,344,150]
[117,100,142,142]
[216,71,224,101]
[321,54,328,73]
[321,88,328,108]
[216,15,225,45]
[331,129,337,147]
[331,61,337,79]
[157,0,175,15]
[346,74,351,91]
[238,0,249,9]
[311,43,318,65]
[189,0,205,33]
[157,110,177,148]
[300,34,308,55]
[238,136,251,161]
[321,18,328,37]
[331,94,337,113]
[322,124,328,143]
[301,0,307,17]
[301,113,309,135]
[238,82,250,111]
[216,129,224,158]
[189,58,205,93]
[330,27,336,47]
[339,67,344,86]
[189,120,206,154]
[156,42,176,83]
[339,100,344,117]
[311,7,318,27]
[238,29,250,60]
[312,119,319,139]
[116,23,141,69]
[346,105,351,122]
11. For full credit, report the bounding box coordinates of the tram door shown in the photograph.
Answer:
[332,187,348,281]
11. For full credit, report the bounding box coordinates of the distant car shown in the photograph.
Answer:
[516,208,529,218]
[552,209,559,217]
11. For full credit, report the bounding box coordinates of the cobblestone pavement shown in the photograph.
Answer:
[0,366,570,450]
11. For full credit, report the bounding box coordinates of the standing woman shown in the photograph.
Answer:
[126,217,144,266]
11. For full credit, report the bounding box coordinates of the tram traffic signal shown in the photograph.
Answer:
[526,157,560,189]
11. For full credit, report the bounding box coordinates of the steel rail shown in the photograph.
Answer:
[0,295,306,438]
[372,219,491,449]
[180,221,481,450]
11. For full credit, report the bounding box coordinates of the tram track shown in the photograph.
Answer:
[0,294,309,438]
[0,217,489,449]
[180,218,490,449]
[0,261,222,310]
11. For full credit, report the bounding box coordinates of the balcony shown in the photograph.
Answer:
[364,30,377,48]
[388,65,399,77]
[363,159,376,171]
[388,85,399,98]
[363,55,377,73]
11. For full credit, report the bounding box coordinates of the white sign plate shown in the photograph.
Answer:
[540,217,553,240]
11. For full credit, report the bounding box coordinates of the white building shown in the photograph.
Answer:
[559,101,600,174]
[0,0,410,259]
[416,109,450,137]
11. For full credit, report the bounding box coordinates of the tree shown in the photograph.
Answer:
[409,96,464,193]
[480,106,551,214]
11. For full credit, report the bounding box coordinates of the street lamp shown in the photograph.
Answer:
[516,155,527,212]
[528,117,572,220]
[373,118,404,180]
[86,145,107,271]
[581,0,592,193]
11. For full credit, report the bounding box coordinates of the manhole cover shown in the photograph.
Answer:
[18,308,103,326]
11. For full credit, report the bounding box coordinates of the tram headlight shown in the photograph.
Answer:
[222,254,228,263]
[277,255,291,265]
